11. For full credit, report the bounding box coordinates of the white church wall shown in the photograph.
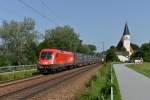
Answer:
[117,55,129,62]
[123,35,130,52]
[124,40,130,51]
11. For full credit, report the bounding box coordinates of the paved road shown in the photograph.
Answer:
[113,64,150,100]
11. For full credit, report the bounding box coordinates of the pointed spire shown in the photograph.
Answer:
[123,22,130,35]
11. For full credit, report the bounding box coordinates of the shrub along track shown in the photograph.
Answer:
[0,63,100,100]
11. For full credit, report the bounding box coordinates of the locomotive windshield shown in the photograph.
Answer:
[41,52,53,60]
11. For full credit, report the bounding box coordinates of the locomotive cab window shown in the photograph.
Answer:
[41,52,53,60]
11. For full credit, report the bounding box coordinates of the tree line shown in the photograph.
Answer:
[131,42,150,62]
[106,42,150,62]
[0,17,98,67]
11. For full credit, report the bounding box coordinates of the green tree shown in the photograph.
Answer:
[38,25,80,52]
[0,17,38,65]
[140,42,150,62]
[106,46,118,62]
[0,54,8,66]
[77,44,91,54]
[37,38,49,52]
[131,43,139,51]
[87,44,96,54]
[131,42,150,62]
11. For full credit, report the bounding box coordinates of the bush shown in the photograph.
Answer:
[0,55,9,67]
[106,46,119,62]
[78,63,111,100]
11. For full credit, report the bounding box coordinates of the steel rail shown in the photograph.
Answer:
[0,75,43,88]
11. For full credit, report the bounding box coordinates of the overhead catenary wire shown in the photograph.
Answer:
[18,0,58,25]
[40,0,60,20]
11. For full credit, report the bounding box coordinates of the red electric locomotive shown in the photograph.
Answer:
[37,49,75,73]
[37,48,101,74]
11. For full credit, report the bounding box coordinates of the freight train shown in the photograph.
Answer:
[37,49,101,74]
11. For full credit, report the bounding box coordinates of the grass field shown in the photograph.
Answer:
[0,69,38,81]
[77,63,121,100]
[127,63,150,78]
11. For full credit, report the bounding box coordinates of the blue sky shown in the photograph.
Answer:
[0,0,150,51]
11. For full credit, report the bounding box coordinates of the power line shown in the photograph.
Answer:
[18,0,57,25]
[40,0,60,20]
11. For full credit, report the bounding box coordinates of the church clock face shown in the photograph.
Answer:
[124,35,130,40]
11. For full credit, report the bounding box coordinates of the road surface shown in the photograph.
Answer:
[114,64,150,100]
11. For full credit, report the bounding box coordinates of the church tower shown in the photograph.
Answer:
[117,22,132,56]
[123,22,130,53]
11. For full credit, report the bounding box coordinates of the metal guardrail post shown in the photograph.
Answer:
[111,63,113,100]
[13,70,15,80]
[23,65,25,78]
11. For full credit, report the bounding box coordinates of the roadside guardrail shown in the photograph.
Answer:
[0,65,36,73]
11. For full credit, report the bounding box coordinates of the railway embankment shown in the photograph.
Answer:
[28,64,100,100]
[78,63,121,100]
[0,64,100,100]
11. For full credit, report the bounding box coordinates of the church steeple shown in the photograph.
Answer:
[123,22,130,35]
[117,22,132,56]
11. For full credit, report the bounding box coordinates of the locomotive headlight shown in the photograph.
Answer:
[43,62,48,65]
[38,61,48,65]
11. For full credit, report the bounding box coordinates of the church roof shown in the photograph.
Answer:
[117,38,124,50]
[117,38,123,48]
[123,22,130,35]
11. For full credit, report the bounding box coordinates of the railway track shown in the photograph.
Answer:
[0,75,43,88]
[0,64,100,100]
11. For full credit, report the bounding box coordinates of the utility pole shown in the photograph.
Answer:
[102,41,105,52]
[101,41,105,62]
